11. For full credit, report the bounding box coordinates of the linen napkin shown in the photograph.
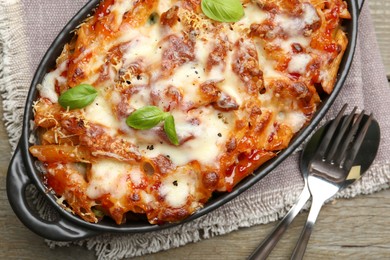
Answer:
[1,0,390,259]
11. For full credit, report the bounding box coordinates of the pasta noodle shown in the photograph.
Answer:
[30,0,350,224]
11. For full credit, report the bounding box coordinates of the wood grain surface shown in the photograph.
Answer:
[369,1,390,77]
[1,2,390,259]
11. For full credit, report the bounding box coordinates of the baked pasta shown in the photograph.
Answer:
[30,0,350,224]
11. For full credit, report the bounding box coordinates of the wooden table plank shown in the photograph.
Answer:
[368,1,390,77]
[1,1,390,259]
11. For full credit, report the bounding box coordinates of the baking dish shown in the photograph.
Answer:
[7,0,362,241]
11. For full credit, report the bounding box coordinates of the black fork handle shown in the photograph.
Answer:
[6,143,98,241]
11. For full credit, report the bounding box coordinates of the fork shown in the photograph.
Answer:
[290,104,373,260]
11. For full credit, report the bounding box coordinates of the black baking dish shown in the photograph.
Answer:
[7,0,362,241]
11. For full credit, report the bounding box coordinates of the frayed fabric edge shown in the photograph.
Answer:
[45,183,304,260]
[0,0,30,152]
[1,2,306,258]
[44,162,390,259]
[2,1,390,259]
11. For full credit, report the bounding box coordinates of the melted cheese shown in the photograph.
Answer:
[235,2,268,29]
[279,36,310,53]
[33,0,349,225]
[37,61,67,103]
[87,159,131,199]
[159,168,197,208]
[141,107,231,166]
[160,178,189,208]
[83,94,121,132]
[121,25,162,68]
[288,54,312,74]
[302,3,320,25]
[275,3,320,34]
[110,0,134,29]
[277,111,307,133]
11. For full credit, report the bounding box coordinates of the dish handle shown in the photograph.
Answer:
[6,143,99,241]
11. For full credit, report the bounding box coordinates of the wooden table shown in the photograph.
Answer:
[1,2,390,259]
[369,0,390,78]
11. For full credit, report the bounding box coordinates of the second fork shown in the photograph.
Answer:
[290,105,374,260]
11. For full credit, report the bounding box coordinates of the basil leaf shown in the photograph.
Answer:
[92,207,105,218]
[201,0,244,23]
[126,106,180,145]
[164,115,179,146]
[58,84,98,110]
[126,106,166,130]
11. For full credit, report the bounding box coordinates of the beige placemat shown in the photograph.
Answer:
[1,1,390,259]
